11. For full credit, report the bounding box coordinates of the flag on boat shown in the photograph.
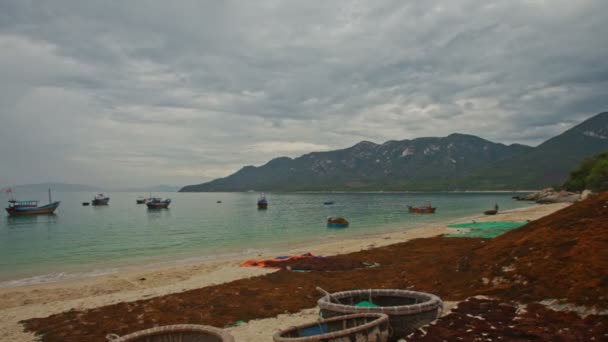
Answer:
[5,187,11,194]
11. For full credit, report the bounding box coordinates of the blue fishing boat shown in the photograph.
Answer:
[92,194,110,206]
[5,189,60,216]
[146,198,171,209]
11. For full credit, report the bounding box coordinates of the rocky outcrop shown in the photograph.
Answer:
[514,188,581,204]
[580,189,593,201]
[536,191,581,204]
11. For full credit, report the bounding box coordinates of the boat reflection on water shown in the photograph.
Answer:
[6,213,57,227]
[146,208,172,221]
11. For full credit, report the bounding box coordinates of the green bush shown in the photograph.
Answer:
[563,152,608,192]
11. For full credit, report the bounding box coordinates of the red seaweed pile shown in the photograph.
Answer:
[406,298,608,341]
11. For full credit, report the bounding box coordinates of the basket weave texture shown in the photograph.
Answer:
[273,313,389,342]
[106,324,234,342]
[317,289,442,340]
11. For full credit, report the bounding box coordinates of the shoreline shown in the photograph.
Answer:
[0,200,538,288]
[0,202,569,342]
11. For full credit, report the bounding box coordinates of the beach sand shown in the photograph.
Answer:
[0,202,568,341]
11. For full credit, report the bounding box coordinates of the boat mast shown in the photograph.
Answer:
[48,188,52,204]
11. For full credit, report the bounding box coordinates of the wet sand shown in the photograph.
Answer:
[0,203,568,341]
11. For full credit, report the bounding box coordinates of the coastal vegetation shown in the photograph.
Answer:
[563,152,608,192]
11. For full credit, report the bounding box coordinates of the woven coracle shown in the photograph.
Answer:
[317,289,442,340]
[273,313,389,342]
[106,324,234,342]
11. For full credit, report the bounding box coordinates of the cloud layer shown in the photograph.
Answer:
[1,0,607,187]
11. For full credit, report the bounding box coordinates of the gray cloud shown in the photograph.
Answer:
[0,0,607,187]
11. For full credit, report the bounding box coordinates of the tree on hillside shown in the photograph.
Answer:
[563,152,608,192]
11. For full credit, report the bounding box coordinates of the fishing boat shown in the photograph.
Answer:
[136,196,146,204]
[5,189,60,216]
[323,201,335,205]
[82,202,90,206]
[92,194,110,206]
[146,198,171,209]
[257,194,268,209]
[407,203,436,214]
[327,217,349,228]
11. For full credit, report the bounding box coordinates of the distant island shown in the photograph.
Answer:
[180,111,608,192]
[1,183,104,193]
[2,183,181,193]
[117,185,182,193]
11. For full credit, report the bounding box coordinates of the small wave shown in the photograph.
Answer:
[0,249,271,288]
[0,268,119,288]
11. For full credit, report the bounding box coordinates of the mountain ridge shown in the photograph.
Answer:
[180,112,608,192]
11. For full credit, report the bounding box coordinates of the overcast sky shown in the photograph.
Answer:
[1,0,607,188]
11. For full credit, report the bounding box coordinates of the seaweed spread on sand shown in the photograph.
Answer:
[407,297,608,341]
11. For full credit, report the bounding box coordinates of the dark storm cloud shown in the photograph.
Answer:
[0,0,607,187]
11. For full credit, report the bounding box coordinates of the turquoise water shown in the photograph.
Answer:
[0,192,531,286]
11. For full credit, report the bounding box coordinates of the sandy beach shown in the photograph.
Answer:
[0,202,569,341]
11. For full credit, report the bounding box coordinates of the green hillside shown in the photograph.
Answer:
[180,112,608,192]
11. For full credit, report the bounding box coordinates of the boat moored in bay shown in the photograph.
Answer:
[5,188,60,216]
[92,194,110,206]
[407,202,436,214]
[327,216,349,228]
[146,198,171,209]
[257,194,268,209]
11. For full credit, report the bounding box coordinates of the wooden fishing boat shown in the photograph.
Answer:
[407,204,436,214]
[327,217,349,228]
[146,198,171,209]
[257,195,268,209]
[6,200,60,216]
[92,194,110,206]
[5,189,60,216]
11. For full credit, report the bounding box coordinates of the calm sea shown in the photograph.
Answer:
[0,191,532,286]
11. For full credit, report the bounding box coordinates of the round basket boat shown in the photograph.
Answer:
[273,313,389,342]
[318,289,442,340]
[106,324,234,342]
